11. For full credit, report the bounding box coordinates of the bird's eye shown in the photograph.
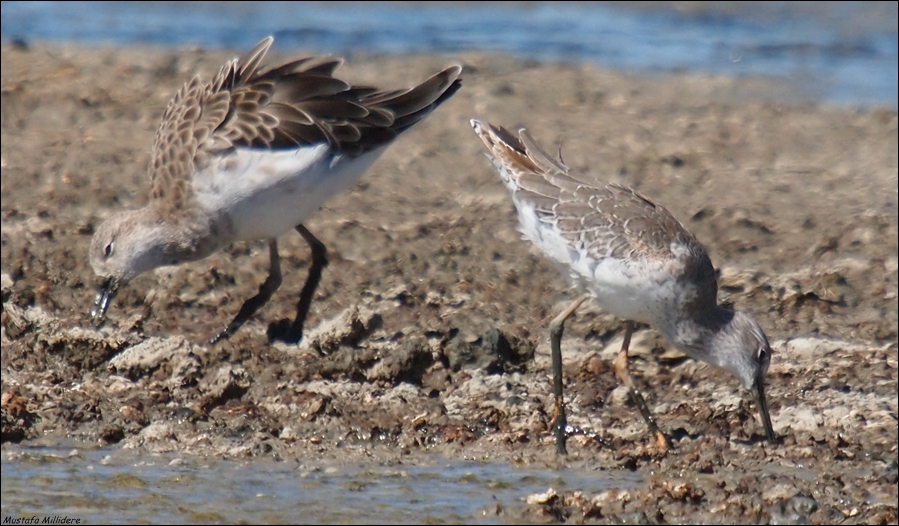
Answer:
[104,242,114,258]
[758,347,768,362]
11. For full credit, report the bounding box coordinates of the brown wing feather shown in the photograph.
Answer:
[472,119,716,303]
[148,36,462,208]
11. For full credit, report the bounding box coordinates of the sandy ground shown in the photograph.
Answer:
[1,41,897,523]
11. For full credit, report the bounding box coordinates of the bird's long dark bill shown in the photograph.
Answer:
[754,376,777,443]
[91,278,117,328]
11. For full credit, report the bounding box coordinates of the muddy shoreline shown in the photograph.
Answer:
[2,42,897,523]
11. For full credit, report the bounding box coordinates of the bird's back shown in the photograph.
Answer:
[148,37,462,213]
[148,37,462,242]
[471,120,718,325]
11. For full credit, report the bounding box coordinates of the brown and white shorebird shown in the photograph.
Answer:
[471,119,776,453]
[89,37,461,343]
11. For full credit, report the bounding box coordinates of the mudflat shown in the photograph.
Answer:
[2,41,896,523]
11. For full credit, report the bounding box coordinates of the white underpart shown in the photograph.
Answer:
[506,172,683,332]
[193,144,385,241]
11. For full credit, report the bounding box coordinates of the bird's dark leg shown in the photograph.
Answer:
[282,224,329,344]
[548,295,588,455]
[211,239,282,344]
[612,321,673,450]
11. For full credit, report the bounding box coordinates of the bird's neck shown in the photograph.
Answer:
[145,203,222,264]
[664,305,735,369]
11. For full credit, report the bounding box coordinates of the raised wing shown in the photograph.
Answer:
[148,36,462,208]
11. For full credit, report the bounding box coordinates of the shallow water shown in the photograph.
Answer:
[2,1,896,107]
[1,446,641,524]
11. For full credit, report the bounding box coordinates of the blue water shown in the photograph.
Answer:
[1,1,896,108]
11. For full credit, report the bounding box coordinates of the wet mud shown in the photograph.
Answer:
[2,42,897,523]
